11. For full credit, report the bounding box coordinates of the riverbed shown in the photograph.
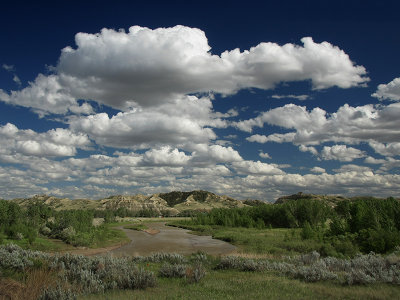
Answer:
[109,222,236,256]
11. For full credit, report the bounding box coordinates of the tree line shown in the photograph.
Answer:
[185,197,400,255]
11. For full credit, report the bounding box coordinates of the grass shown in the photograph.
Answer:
[2,237,76,252]
[167,222,324,256]
[2,219,400,300]
[80,269,400,300]
[0,268,58,300]
[1,223,130,252]
[89,226,130,248]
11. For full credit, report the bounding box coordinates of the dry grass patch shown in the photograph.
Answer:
[0,268,56,300]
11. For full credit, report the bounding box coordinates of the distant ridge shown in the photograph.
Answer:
[10,190,248,215]
[10,192,398,215]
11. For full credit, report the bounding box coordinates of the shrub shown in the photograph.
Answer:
[215,256,242,270]
[346,269,376,285]
[0,245,156,297]
[298,251,320,265]
[190,251,208,263]
[289,260,338,282]
[300,221,315,240]
[40,226,52,236]
[39,283,77,300]
[60,226,76,242]
[0,245,34,270]
[332,238,359,258]
[186,263,206,283]
[215,256,266,272]
[159,263,187,278]
[135,252,186,264]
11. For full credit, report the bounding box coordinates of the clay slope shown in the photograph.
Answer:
[11,190,249,215]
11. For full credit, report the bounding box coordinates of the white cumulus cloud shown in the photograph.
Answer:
[372,77,400,101]
[310,166,326,173]
[232,160,284,175]
[238,102,400,151]
[69,96,224,150]
[321,145,365,162]
[0,123,91,157]
[0,26,368,115]
[259,151,271,159]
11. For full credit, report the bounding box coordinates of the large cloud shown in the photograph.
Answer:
[0,26,368,115]
[372,77,400,101]
[142,147,191,166]
[242,102,400,150]
[69,96,224,150]
[0,123,91,157]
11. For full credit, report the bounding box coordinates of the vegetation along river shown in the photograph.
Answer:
[109,222,236,256]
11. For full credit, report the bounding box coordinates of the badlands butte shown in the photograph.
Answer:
[8,190,377,216]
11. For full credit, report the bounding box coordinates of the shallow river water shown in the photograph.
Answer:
[109,222,236,256]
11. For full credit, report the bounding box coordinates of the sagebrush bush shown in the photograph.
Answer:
[297,250,320,265]
[133,252,187,265]
[158,262,206,283]
[159,263,187,278]
[215,256,241,270]
[190,251,208,263]
[186,263,206,283]
[0,244,156,298]
[213,251,400,285]
[289,260,338,282]
[39,284,77,300]
[216,256,267,272]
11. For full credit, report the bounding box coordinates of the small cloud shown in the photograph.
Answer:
[333,164,372,173]
[259,151,271,159]
[3,64,21,86]
[310,166,325,173]
[13,75,21,86]
[364,156,386,164]
[2,64,15,72]
[271,94,310,101]
[299,145,318,156]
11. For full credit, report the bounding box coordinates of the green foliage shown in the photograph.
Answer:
[25,226,38,245]
[0,200,23,228]
[327,197,400,254]
[182,196,400,256]
[188,199,331,230]
[300,221,315,240]
[0,200,127,248]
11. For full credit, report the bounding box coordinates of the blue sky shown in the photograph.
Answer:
[1,1,399,201]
